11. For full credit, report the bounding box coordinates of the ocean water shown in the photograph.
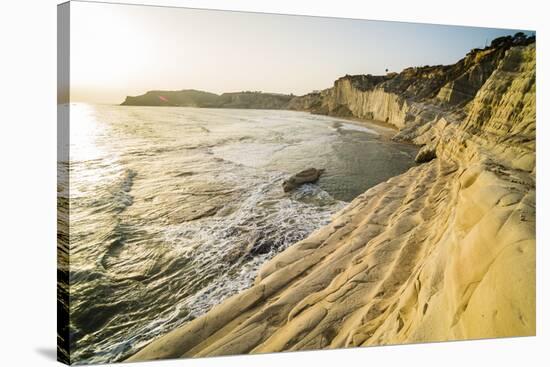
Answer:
[62,104,418,363]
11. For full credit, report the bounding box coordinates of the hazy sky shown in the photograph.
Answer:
[69,1,532,104]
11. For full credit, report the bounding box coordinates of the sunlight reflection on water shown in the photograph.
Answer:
[67,104,418,363]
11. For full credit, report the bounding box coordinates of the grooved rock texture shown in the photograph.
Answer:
[127,40,535,362]
[289,34,535,135]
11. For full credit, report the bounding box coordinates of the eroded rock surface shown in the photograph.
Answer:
[127,37,535,362]
[415,145,437,163]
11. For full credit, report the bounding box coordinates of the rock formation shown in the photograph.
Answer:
[282,168,325,192]
[126,34,536,362]
[121,89,220,107]
[121,90,293,109]
[414,144,436,163]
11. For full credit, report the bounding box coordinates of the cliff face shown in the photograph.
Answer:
[121,90,292,109]
[126,38,535,362]
[289,34,535,133]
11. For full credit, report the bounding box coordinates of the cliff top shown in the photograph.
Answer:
[336,33,535,102]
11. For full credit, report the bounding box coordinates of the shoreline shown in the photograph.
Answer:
[68,104,419,364]
[320,113,400,140]
[117,102,402,142]
[126,43,535,362]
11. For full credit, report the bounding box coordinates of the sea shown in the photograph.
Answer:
[59,104,418,363]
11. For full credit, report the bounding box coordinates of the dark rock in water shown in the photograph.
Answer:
[282,168,325,192]
[249,236,276,256]
[415,145,437,163]
[223,231,278,264]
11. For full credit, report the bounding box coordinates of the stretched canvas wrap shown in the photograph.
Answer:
[57,1,536,365]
